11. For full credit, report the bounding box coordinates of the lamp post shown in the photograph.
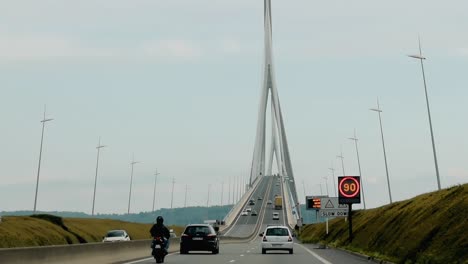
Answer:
[221,181,224,206]
[127,155,140,214]
[152,169,160,212]
[408,40,441,190]
[170,177,175,209]
[348,130,366,209]
[302,180,306,201]
[328,166,337,197]
[337,152,345,176]
[33,106,53,213]
[228,177,231,205]
[184,184,189,208]
[370,99,393,203]
[92,138,106,216]
[207,184,211,207]
[322,176,329,196]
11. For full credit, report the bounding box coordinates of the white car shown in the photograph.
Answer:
[259,226,293,254]
[102,230,131,242]
[241,211,249,216]
[246,207,252,212]
[272,212,279,220]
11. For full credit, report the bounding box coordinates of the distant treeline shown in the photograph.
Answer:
[1,205,233,225]
[1,204,321,225]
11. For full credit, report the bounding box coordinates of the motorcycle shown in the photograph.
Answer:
[151,236,167,263]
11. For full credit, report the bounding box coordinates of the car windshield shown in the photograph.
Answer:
[106,231,125,237]
[266,228,289,236]
[185,226,213,236]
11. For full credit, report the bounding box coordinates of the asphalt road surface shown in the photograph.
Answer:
[121,238,371,264]
[121,176,372,264]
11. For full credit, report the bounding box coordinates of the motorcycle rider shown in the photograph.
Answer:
[150,216,170,254]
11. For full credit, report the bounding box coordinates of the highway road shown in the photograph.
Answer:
[223,176,287,237]
[120,176,372,264]
[121,238,371,264]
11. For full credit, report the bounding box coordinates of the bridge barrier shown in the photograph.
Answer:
[0,238,180,264]
[282,178,298,229]
[222,176,262,227]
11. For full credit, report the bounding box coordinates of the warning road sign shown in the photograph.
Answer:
[320,197,348,210]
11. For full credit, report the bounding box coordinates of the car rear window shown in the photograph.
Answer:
[184,226,213,236]
[106,231,124,237]
[266,228,289,236]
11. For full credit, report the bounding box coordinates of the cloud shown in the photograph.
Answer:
[140,39,201,60]
[0,33,204,62]
[219,38,242,54]
[0,34,116,60]
[458,48,468,57]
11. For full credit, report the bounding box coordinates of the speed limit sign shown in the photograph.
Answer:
[338,176,361,204]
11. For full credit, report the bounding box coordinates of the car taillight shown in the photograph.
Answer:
[263,236,267,242]
[207,234,217,240]
[288,236,292,242]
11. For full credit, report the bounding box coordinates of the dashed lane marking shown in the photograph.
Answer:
[296,243,333,264]
[123,252,178,264]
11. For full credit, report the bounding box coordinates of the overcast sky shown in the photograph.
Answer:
[1,0,467,214]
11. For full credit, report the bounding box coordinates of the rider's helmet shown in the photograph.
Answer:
[156,216,164,224]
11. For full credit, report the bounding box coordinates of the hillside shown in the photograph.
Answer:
[1,205,232,225]
[299,184,468,264]
[0,215,183,248]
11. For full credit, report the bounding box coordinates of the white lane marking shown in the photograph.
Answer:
[240,254,244,257]
[296,243,333,264]
[246,250,250,253]
[123,252,177,264]
[229,260,236,263]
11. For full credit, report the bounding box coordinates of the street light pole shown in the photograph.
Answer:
[127,155,140,214]
[152,169,160,212]
[302,180,306,199]
[337,152,345,176]
[322,176,329,196]
[33,106,53,213]
[170,177,175,209]
[221,181,224,206]
[207,184,211,207]
[328,166,337,197]
[92,138,106,216]
[184,184,188,207]
[370,99,393,204]
[228,177,231,205]
[408,40,441,190]
[348,130,366,209]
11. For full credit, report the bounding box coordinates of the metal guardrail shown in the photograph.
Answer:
[222,176,262,226]
[0,238,180,264]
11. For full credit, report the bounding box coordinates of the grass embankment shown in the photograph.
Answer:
[299,184,468,264]
[0,215,184,248]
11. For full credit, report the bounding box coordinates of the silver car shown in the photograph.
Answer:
[102,230,131,242]
[259,226,293,254]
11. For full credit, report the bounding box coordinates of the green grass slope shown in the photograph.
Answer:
[0,215,183,248]
[299,184,468,264]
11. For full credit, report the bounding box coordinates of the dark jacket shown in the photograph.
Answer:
[150,223,170,239]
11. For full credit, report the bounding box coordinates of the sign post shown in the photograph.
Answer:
[338,176,361,243]
[306,195,327,223]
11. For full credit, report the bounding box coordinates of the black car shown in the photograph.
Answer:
[249,200,255,205]
[180,224,219,254]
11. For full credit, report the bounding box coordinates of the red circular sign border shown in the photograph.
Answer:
[339,177,360,198]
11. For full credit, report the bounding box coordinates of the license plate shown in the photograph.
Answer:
[192,237,203,240]
[155,245,161,249]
